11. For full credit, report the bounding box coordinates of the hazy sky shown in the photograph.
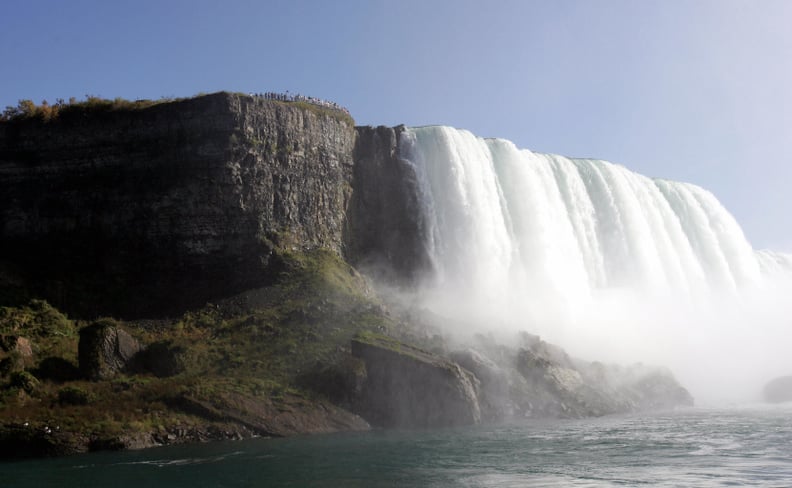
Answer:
[2,0,790,251]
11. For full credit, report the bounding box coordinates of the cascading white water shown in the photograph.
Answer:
[400,125,792,403]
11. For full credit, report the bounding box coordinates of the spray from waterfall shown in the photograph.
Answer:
[399,125,792,404]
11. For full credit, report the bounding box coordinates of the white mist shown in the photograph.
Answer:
[400,126,792,405]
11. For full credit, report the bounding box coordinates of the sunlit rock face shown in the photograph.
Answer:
[0,93,354,317]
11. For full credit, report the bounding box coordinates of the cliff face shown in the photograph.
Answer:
[345,125,431,284]
[0,93,355,316]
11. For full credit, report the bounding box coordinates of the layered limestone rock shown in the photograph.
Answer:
[0,93,355,317]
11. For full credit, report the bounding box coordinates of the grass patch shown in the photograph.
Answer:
[0,248,399,450]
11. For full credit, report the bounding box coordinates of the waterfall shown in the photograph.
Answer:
[399,125,792,402]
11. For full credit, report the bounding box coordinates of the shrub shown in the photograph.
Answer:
[9,371,39,393]
[36,356,80,382]
[58,386,93,405]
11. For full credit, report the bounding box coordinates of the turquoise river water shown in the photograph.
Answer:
[3,405,791,487]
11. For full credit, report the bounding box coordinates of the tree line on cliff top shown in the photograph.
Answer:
[1,92,354,126]
[0,96,177,122]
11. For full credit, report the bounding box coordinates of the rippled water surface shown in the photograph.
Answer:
[4,406,792,487]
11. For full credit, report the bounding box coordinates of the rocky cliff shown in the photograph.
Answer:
[0,93,355,316]
[345,126,431,283]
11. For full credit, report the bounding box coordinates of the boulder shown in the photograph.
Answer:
[78,320,142,380]
[763,376,792,403]
[514,343,595,417]
[351,334,481,428]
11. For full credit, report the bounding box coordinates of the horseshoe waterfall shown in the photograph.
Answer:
[397,125,792,403]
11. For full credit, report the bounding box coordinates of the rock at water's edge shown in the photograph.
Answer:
[351,334,481,428]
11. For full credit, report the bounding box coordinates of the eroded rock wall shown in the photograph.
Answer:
[0,93,355,316]
[345,125,431,284]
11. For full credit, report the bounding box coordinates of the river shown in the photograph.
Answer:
[4,405,791,487]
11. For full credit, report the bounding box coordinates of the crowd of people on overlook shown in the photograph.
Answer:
[250,91,350,115]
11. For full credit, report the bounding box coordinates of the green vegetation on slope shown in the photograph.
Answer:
[0,249,395,456]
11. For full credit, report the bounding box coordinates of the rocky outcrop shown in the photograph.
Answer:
[346,126,432,284]
[351,334,481,428]
[316,330,693,428]
[455,333,693,421]
[0,93,355,317]
[763,376,792,403]
[449,349,512,420]
[78,320,142,380]
[512,336,621,418]
[618,368,695,411]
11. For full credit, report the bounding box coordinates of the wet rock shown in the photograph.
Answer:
[351,334,481,428]
[450,348,512,421]
[346,125,432,285]
[514,341,595,418]
[763,375,792,403]
[506,334,693,418]
[617,366,694,410]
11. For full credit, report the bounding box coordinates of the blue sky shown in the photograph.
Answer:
[2,0,791,251]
